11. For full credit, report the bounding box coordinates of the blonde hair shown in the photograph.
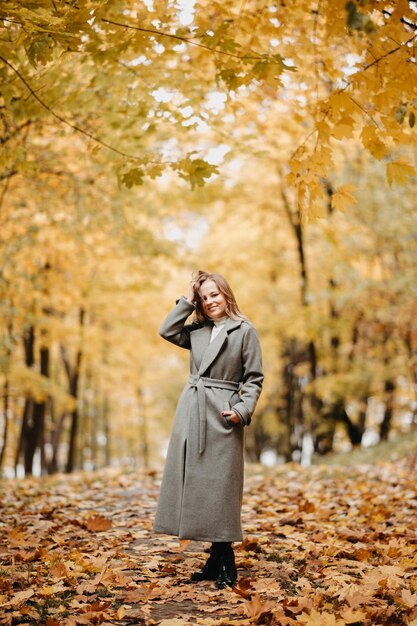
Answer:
[191,270,246,324]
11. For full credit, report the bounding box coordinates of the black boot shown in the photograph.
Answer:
[190,544,219,582]
[215,543,237,589]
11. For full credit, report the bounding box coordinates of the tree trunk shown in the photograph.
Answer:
[380,379,395,441]
[0,318,14,471]
[15,326,35,474]
[49,410,67,474]
[38,344,49,474]
[62,307,85,473]
[278,338,307,461]
[404,321,417,424]
[280,189,320,459]
[91,394,98,471]
[0,378,10,470]
[65,378,80,474]
[357,396,369,438]
[338,404,364,446]
[23,345,49,476]
[103,395,111,467]
[137,387,150,470]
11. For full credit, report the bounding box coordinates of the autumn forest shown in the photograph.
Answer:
[1,0,416,476]
[1,0,417,624]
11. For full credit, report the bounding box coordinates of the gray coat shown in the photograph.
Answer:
[153,297,263,542]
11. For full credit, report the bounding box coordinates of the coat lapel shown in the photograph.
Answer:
[225,318,243,333]
[197,318,243,376]
[190,325,211,370]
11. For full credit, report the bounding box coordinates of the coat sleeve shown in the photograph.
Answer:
[159,297,198,350]
[232,325,264,427]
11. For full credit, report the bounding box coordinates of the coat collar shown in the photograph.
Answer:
[225,317,243,333]
[191,317,243,375]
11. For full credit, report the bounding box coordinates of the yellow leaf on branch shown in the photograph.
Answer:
[309,180,327,219]
[329,92,356,116]
[386,158,416,187]
[331,184,357,212]
[331,116,356,140]
[361,125,388,160]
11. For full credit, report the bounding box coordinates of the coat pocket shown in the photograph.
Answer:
[222,401,234,427]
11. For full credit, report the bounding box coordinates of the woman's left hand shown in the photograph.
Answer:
[221,410,240,424]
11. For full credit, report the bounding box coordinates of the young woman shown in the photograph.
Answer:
[153,270,263,589]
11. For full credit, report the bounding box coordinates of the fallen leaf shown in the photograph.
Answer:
[340,607,367,623]
[85,514,112,532]
[177,539,190,552]
[38,582,66,596]
[158,618,192,626]
[50,560,69,580]
[243,593,275,619]
[1,461,416,625]
[3,588,35,607]
[398,588,417,608]
[296,609,344,625]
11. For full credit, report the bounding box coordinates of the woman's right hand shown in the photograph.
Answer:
[187,281,196,303]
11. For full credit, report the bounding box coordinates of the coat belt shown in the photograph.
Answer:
[188,375,241,454]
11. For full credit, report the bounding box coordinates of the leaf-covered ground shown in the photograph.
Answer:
[1,458,416,626]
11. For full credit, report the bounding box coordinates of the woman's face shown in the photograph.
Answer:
[198,279,227,320]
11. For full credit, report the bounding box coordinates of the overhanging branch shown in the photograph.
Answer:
[101,17,263,61]
[0,55,146,161]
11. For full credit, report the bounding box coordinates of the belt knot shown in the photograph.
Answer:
[188,375,241,454]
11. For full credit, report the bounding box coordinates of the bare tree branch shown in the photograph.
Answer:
[0,169,17,182]
[0,120,32,145]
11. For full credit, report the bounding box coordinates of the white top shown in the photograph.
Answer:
[210,316,228,343]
